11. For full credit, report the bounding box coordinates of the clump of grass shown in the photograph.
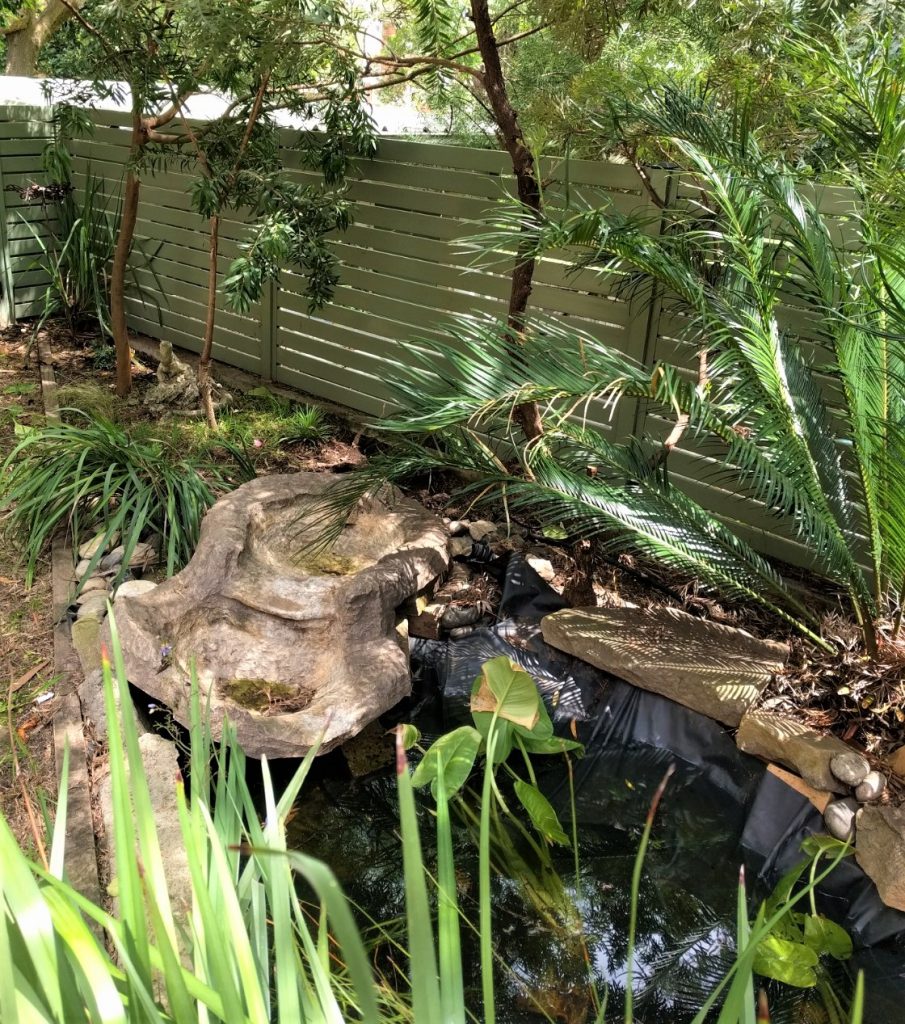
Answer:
[56,381,117,422]
[0,416,254,584]
[175,400,331,467]
[279,404,330,445]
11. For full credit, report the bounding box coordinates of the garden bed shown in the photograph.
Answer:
[5,317,905,1019]
[0,326,56,853]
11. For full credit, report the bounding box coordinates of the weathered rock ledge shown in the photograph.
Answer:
[106,473,449,758]
[541,605,788,726]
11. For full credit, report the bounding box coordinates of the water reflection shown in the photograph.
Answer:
[288,744,839,1023]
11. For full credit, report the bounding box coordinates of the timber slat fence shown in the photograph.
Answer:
[0,103,857,568]
[0,104,56,324]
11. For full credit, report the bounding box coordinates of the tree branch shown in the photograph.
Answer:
[622,142,665,209]
[57,0,110,53]
[295,23,547,104]
[146,88,195,129]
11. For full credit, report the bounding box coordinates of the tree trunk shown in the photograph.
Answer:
[199,214,220,429]
[4,29,38,76]
[471,0,544,441]
[3,1,81,76]
[109,112,142,396]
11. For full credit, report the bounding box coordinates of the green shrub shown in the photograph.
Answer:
[55,381,118,422]
[22,167,161,340]
[23,171,119,338]
[0,417,254,584]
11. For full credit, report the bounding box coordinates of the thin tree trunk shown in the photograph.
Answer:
[189,72,270,426]
[199,214,220,429]
[109,110,142,396]
[471,0,544,441]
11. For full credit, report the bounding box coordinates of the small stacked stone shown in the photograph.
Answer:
[823,751,888,841]
[70,530,160,624]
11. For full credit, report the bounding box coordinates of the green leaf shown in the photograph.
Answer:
[517,733,584,756]
[435,770,466,1024]
[396,723,422,751]
[753,934,819,988]
[800,835,854,860]
[412,726,481,798]
[803,915,853,960]
[514,781,569,845]
[394,732,442,1024]
[735,867,756,1024]
[512,689,554,740]
[470,656,541,731]
[541,523,568,539]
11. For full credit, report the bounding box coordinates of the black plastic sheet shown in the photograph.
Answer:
[408,551,905,1020]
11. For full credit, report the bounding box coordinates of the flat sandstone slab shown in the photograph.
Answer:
[736,709,851,793]
[541,606,788,726]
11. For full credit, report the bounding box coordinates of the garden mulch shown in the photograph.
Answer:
[0,325,57,854]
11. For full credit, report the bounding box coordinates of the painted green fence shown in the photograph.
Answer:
[0,104,56,325]
[61,109,665,439]
[0,104,859,567]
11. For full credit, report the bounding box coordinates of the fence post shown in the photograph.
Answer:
[607,168,677,442]
[0,128,15,328]
[259,278,277,382]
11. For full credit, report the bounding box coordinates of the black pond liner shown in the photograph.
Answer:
[312,551,905,1024]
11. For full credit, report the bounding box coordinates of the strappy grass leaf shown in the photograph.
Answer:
[0,416,254,586]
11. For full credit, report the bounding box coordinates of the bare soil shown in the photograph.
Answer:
[0,325,57,853]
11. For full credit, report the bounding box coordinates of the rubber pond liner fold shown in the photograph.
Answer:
[406,551,905,1020]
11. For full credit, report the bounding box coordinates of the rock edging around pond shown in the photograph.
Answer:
[105,473,449,759]
[540,605,788,726]
[541,604,905,913]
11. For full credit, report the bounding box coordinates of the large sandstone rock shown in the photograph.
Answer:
[855,804,905,912]
[107,473,448,758]
[541,606,787,726]
[736,710,851,793]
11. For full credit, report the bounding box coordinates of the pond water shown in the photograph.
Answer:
[288,734,849,1023]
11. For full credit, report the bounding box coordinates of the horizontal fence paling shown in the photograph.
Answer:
[11,266,49,288]
[126,271,261,336]
[5,237,49,259]
[1,155,52,175]
[13,283,47,304]
[0,138,53,156]
[124,294,261,354]
[125,310,263,374]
